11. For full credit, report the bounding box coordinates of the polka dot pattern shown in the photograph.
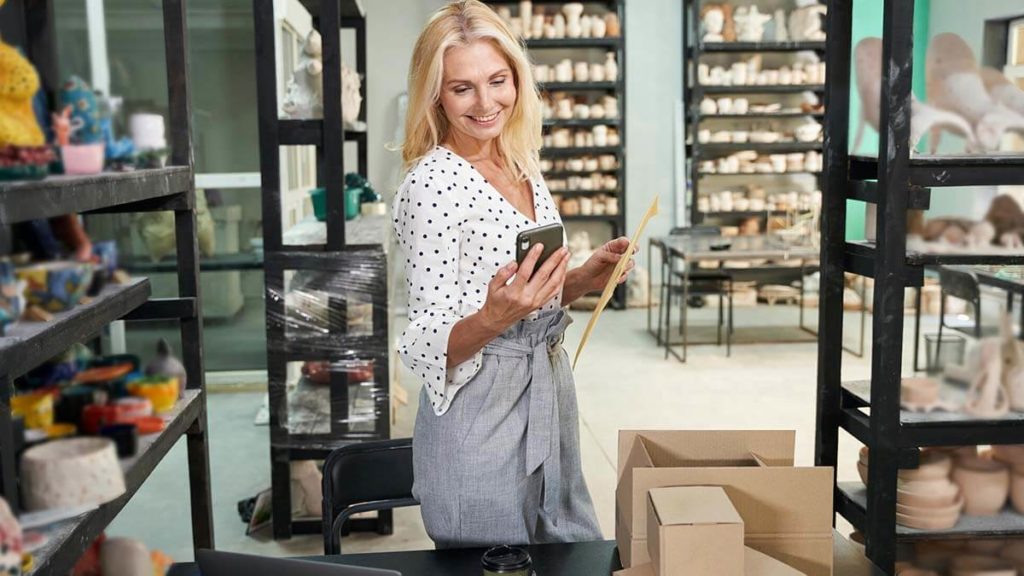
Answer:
[392,145,565,416]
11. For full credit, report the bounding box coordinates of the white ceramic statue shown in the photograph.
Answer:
[772,9,789,42]
[963,338,1011,418]
[604,52,618,81]
[982,67,1024,117]
[927,33,1024,152]
[854,37,978,154]
[563,3,584,38]
[788,1,827,42]
[702,6,726,42]
[734,6,771,42]
[281,30,363,125]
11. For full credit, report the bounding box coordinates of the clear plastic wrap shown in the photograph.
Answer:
[265,247,390,441]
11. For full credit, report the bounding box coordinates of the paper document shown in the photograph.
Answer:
[573,196,659,369]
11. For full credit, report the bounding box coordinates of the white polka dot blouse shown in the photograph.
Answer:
[392,145,565,416]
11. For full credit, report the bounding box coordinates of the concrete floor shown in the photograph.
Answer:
[107,302,917,563]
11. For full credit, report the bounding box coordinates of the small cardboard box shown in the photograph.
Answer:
[647,486,744,576]
[615,430,834,575]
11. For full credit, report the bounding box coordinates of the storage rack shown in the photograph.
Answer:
[814,1,1024,573]
[253,0,390,541]
[486,0,627,307]
[0,0,214,573]
[683,0,826,227]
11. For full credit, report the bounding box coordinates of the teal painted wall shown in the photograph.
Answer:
[845,0,931,241]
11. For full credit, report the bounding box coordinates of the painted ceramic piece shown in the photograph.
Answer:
[15,261,94,313]
[10,392,53,430]
[952,456,1010,516]
[127,375,179,414]
[74,363,133,385]
[20,437,126,511]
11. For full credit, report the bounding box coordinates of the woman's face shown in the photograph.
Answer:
[439,39,517,145]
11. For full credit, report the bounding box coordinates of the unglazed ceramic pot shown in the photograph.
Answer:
[952,456,1010,516]
[897,479,961,508]
[896,508,959,530]
[21,437,126,511]
[949,555,1016,576]
[896,493,964,518]
[901,377,940,407]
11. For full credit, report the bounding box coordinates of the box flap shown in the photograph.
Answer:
[614,564,655,576]
[747,535,834,576]
[617,430,796,474]
[650,486,743,526]
[746,547,806,575]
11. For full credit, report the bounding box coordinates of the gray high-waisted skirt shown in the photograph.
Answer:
[411,309,603,548]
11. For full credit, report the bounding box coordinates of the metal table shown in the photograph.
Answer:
[168,533,883,575]
[648,234,821,362]
[912,265,1024,372]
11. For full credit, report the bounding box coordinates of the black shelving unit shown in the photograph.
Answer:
[0,1,213,572]
[254,0,390,541]
[487,0,627,307]
[813,1,1024,573]
[683,0,826,228]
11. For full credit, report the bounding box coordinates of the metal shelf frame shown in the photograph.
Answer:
[812,0,1024,572]
[253,0,390,541]
[682,0,825,226]
[0,1,213,572]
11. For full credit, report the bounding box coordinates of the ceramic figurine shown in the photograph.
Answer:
[927,33,1024,152]
[772,9,789,42]
[555,59,573,82]
[604,13,621,37]
[553,14,566,38]
[146,338,187,396]
[519,1,532,37]
[963,338,1011,419]
[282,30,324,119]
[341,62,363,126]
[0,25,54,181]
[574,61,589,82]
[734,6,771,42]
[51,106,75,147]
[604,52,618,82]
[531,15,544,40]
[984,195,1024,248]
[983,66,1024,117]
[590,62,605,82]
[602,95,619,118]
[563,3,584,38]
[580,14,593,38]
[592,15,606,38]
[96,93,134,161]
[788,1,827,42]
[589,103,605,118]
[701,5,726,42]
[60,76,102,144]
[593,125,609,147]
[0,497,21,576]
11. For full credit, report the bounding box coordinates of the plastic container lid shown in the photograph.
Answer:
[481,545,532,572]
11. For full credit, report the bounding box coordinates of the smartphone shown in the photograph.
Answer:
[516,223,564,268]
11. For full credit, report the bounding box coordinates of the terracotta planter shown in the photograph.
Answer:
[950,555,1016,576]
[952,456,1010,516]
[20,437,126,511]
[897,479,960,508]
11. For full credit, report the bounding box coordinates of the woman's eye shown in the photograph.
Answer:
[491,78,506,86]
[454,87,470,95]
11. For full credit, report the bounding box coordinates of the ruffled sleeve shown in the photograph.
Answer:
[392,169,483,415]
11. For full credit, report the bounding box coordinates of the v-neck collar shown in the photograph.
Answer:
[436,145,539,225]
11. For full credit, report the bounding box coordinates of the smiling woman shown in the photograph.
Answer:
[392,0,636,552]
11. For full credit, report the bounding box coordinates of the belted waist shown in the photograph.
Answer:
[482,310,572,524]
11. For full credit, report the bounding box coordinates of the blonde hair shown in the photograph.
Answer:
[401,0,542,182]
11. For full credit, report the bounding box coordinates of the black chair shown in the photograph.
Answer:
[935,267,997,365]
[658,226,733,356]
[321,438,418,555]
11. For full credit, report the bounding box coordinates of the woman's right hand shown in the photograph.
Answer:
[478,244,570,333]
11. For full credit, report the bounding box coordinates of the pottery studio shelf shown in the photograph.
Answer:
[699,171,822,177]
[539,80,619,91]
[0,0,214,568]
[695,141,823,155]
[699,209,814,219]
[26,391,204,576]
[549,188,621,195]
[543,118,621,127]
[697,40,827,53]
[560,214,621,222]
[812,0,1024,570]
[122,253,265,274]
[0,278,153,379]
[837,482,1024,541]
[0,167,191,225]
[694,111,825,119]
[540,146,622,156]
[278,119,368,146]
[695,84,827,95]
[526,37,621,48]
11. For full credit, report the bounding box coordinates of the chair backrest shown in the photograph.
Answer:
[939,267,981,304]
[321,438,417,555]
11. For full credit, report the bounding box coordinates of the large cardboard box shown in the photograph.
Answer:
[616,430,834,576]
[614,547,807,576]
[647,486,744,576]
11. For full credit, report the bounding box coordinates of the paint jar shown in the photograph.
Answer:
[482,545,533,576]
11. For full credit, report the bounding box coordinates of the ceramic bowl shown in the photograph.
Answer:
[901,451,953,482]
[949,555,1016,576]
[15,261,94,312]
[127,376,179,414]
[901,377,940,407]
[20,437,126,511]
[952,456,1010,516]
[896,509,959,530]
[896,492,964,518]
[61,143,105,175]
[897,479,961,508]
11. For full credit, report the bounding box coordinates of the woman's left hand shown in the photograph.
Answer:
[581,237,636,291]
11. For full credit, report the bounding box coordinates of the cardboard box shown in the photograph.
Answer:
[647,486,744,576]
[615,430,834,576]
[615,547,806,576]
